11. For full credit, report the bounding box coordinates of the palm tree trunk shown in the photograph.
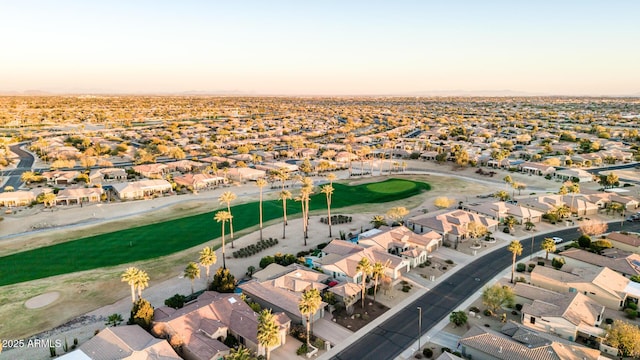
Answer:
[511,254,516,283]
[373,277,379,304]
[221,223,226,269]
[227,204,234,248]
[327,196,332,238]
[306,315,311,347]
[282,200,287,239]
[259,192,264,241]
[130,285,136,303]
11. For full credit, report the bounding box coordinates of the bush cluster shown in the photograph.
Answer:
[320,214,352,224]
[232,238,278,258]
[516,263,526,272]
[259,253,298,269]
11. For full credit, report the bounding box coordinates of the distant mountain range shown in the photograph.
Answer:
[1,89,638,97]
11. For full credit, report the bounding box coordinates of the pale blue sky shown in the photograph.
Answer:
[1,1,638,95]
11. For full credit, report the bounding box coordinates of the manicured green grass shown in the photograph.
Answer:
[0,178,429,286]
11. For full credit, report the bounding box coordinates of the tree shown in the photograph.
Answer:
[568,182,580,214]
[20,171,37,184]
[321,184,334,238]
[577,234,592,249]
[503,216,518,234]
[357,257,373,308]
[279,190,292,239]
[211,267,236,293]
[494,190,510,201]
[219,191,237,248]
[551,256,565,269]
[295,177,314,244]
[579,219,608,237]
[225,345,256,360]
[370,215,387,229]
[503,175,512,190]
[105,313,123,327]
[553,204,571,219]
[371,261,386,304]
[467,222,488,239]
[605,320,640,357]
[214,210,232,269]
[508,240,523,283]
[482,284,515,314]
[386,206,409,225]
[257,309,280,360]
[298,288,322,347]
[121,267,148,303]
[434,197,455,209]
[449,310,468,327]
[184,262,201,295]
[256,178,268,241]
[541,238,556,260]
[42,193,56,208]
[129,298,154,331]
[199,246,217,287]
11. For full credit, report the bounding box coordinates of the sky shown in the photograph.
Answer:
[0,0,638,96]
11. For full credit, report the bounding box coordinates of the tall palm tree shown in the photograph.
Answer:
[568,183,580,214]
[554,204,571,219]
[256,178,268,241]
[257,309,280,360]
[121,267,142,303]
[219,191,237,248]
[321,184,334,238]
[295,177,314,243]
[541,238,556,260]
[371,261,386,304]
[508,240,523,283]
[279,190,292,239]
[199,246,217,287]
[214,210,232,269]
[503,216,518,234]
[184,261,201,295]
[298,288,322,347]
[356,257,373,308]
[133,268,150,300]
[326,172,336,186]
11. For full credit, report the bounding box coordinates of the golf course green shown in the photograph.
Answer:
[0,178,429,286]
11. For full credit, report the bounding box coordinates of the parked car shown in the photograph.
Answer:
[552,237,564,244]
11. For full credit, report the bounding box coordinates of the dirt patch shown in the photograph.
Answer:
[25,292,60,309]
[333,301,390,332]
[410,256,456,281]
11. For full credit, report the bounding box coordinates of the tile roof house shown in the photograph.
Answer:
[59,324,181,360]
[464,201,544,224]
[111,179,172,200]
[517,162,556,176]
[55,187,103,205]
[530,265,635,310]
[41,170,80,185]
[152,291,290,360]
[406,210,499,247]
[239,264,329,324]
[357,225,442,268]
[560,248,640,278]
[459,322,601,360]
[132,164,169,179]
[173,173,226,190]
[606,232,640,254]
[89,168,127,185]
[0,190,36,207]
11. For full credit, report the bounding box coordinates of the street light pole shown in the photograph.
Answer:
[417,306,422,352]
[530,235,534,260]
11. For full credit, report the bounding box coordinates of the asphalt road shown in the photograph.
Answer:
[332,220,640,360]
[1,143,34,190]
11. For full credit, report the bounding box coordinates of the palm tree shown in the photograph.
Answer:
[214,210,232,269]
[279,190,292,239]
[326,172,337,186]
[554,204,571,219]
[184,262,201,295]
[219,191,237,248]
[568,183,580,214]
[370,215,386,229]
[298,288,322,347]
[508,240,523,283]
[503,175,512,190]
[225,345,255,360]
[371,261,386,304]
[356,257,373,308]
[321,184,334,238]
[133,268,150,300]
[503,216,518,234]
[199,246,217,287]
[256,178,268,241]
[121,267,142,303]
[541,238,556,260]
[257,309,280,360]
[295,177,314,244]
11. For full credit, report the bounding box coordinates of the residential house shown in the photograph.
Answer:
[0,190,36,207]
[239,264,328,324]
[89,168,127,185]
[561,195,599,215]
[606,232,640,254]
[560,248,640,278]
[152,291,290,360]
[225,167,266,182]
[55,187,103,205]
[357,225,442,268]
[41,170,80,185]
[555,168,594,183]
[132,163,168,179]
[165,160,206,173]
[582,192,639,211]
[111,179,172,200]
[406,210,499,247]
[519,194,566,214]
[459,322,601,360]
[530,265,639,310]
[58,325,181,360]
[173,173,226,190]
[326,282,361,314]
[517,161,556,176]
[464,201,543,224]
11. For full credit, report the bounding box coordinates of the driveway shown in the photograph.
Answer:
[314,316,354,346]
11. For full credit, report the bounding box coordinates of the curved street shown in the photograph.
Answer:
[332,220,640,360]
[1,143,34,190]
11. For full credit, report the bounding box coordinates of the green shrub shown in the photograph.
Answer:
[551,257,565,269]
[605,318,614,325]
[297,343,309,356]
[624,309,638,319]
[483,309,493,316]
[537,261,545,266]
[527,263,536,272]
[423,348,433,358]
[626,302,638,311]
[515,303,523,311]
[516,263,526,272]
[164,294,186,309]
[445,259,454,265]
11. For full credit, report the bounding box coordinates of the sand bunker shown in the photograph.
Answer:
[25,291,60,309]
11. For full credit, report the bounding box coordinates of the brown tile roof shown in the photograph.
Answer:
[607,232,640,248]
[560,248,640,277]
[78,325,181,360]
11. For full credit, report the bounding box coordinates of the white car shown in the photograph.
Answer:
[552,237,564,244]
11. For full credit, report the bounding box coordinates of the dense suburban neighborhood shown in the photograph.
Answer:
[1,96,640,359]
